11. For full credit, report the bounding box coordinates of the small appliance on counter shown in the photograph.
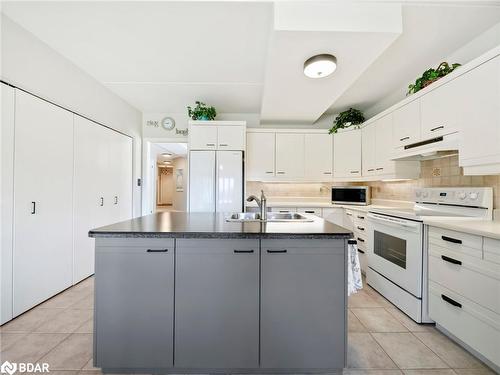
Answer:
[331,186,371,206]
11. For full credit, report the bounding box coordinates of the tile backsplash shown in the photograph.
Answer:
[246,156,500,209]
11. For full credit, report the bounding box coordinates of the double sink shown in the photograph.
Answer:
[226,212,313,222]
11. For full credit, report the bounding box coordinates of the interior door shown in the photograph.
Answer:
[189,151,215,212]
[216,151,243,213]
[13,90,74,315]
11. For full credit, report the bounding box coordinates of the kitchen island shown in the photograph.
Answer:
[89,212,352,374]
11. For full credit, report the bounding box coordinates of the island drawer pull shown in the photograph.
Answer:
[267,249,287,253]
[441,294,462,308]
[234,250,254,254]
[305,210,315,213]
[357,237,365,243]
[441,235,462,244]
[441,255,462,265]
[357,226,365,231]
[146,249,169,253]
[431,125,445,132]
[357,249,365,254]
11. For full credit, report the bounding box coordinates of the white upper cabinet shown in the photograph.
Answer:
[275,133,305,179]
[189,121,246,151]
[375,114,395,175]
[246,132,275,180]
[362,124,376,176]
[458,55,500,175]
[217,125,245,150]
[189,126,218,150]
[393,99,421,148]
[304,133,333,180]
[333,129,362,178]
[421,75,463,140]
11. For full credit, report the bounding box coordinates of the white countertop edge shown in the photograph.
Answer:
[423,217,500,240]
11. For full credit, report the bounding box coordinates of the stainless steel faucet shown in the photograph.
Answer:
[246,190,267,221]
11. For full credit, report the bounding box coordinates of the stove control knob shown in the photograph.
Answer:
[469,192,479,200]
[458,192,467,200]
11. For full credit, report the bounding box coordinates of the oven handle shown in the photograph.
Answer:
[367,213,420,228]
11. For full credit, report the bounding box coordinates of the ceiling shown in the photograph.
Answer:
[2,1,500,124]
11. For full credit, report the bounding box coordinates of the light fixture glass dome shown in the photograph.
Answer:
[303,54,337,79]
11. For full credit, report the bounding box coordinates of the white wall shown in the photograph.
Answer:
[365,21,500,118]
[1,15,143,216]
[172,157,187,211]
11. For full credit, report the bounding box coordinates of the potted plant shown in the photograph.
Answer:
[407,62,461,95]
[328,108,365,134]
[187,101,217,121]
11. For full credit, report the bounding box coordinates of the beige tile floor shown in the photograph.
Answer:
[0,276,497,375]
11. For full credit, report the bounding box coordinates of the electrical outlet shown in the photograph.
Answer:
[432,168,441,177]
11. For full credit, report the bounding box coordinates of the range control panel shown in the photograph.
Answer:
[414,187,493,208]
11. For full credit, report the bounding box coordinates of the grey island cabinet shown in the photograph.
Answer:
[89,212,351,374]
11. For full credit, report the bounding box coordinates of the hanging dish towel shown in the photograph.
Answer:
[347,239,363,296]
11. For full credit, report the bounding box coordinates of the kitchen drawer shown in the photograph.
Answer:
[429,245,500,315]
[297,207,322,217]
[484,237,500,265]
[428,281,500,367]
[271,207,297,213]
[428,227,482,258]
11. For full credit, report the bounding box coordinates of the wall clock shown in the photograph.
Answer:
[161,117,175,131]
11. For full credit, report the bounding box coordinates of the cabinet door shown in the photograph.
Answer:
[362,125,376,176]
[246,132,275,180]
[275,133,304,178]
[261,240,346,369]
[1,83,15,324]
[304,134,333,180]
[73,116,109,283]
[175,239,259,368]
[322,208,345,227]
[189,125,217,150]
[217,125,245,150]
[108,132,133,222]
[393,99,421,148]
[421,77,464,139]
[375,114,395,175]
[95,239,174,369]
[13,90,74,315]
[333,129,362,178]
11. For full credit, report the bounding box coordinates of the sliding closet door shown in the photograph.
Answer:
[113,133,133,222]
[73,115,110,283]
[1,83,15,324]
[13,90,74,315]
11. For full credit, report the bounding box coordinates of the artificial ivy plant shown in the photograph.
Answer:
[187,101,217,120]
[328,108,365,134]
[407,62,461,95]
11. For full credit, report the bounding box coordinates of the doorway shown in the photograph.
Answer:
[142,140,188,215]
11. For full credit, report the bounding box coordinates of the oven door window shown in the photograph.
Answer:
[374,230,407,269]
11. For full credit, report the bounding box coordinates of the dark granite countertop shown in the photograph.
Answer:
[89,212,352,239]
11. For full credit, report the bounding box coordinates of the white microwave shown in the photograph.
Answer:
[331,186,371,206]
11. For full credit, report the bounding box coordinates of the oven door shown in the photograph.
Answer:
[367,213,423,298]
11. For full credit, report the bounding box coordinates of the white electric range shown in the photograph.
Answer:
[366,187,493,323]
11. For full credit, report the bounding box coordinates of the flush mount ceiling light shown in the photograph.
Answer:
[162,152,172,157]
[303,54,337,79]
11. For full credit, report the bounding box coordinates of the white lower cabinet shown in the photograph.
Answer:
[322,208,344,227]
[428,226,500,368]
[13,90,74,316]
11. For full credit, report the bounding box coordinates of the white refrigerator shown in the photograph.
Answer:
[189,150,243,213]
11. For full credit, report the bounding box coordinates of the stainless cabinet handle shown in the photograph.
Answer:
[350,170,359,174]
[267,249,287,253]
[430,125,444,132]
[265,171,274,174]
[357,237,365,243]
[234,250,254,254]
[357,226,365,231]
[146,249,169,253]
[31,201,36,214]
[277,171,285,174]
[323,172,332,174]
[114,196,118,205]
[219,143,228,147]
[100,197,104,206]
[367,169,375,172]
[376,167,384,171]
[346,213,352,216]
[206,143,215,146]
[400,136,410,141]
[357,215,365,219]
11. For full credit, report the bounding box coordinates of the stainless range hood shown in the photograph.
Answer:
[392,133,459,161]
